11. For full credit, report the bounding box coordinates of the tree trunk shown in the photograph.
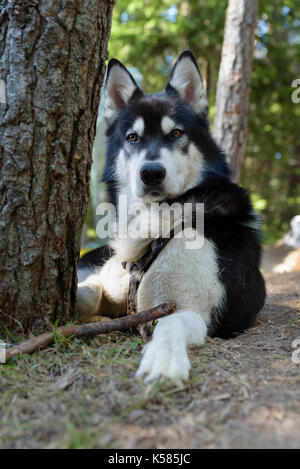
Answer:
[0,0,114,335]
[213,0,258,182]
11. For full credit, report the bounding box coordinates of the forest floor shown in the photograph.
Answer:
[0,248,300,449]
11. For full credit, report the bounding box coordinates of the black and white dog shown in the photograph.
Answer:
[78,51,266,384]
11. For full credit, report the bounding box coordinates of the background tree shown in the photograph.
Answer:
[0,0,114,334]
[213,0,259,182]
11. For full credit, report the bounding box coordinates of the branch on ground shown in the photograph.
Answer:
[4,303,176,361]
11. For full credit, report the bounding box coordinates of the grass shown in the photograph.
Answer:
[0,331,196,448]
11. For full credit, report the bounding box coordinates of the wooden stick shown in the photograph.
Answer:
[4,302,176,361]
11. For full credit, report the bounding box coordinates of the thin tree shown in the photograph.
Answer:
[0,0,114,334]
[213,0,259,182]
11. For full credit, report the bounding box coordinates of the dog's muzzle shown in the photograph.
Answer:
[140,162,166,190]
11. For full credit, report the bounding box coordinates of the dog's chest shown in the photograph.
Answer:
[136,231,225,321]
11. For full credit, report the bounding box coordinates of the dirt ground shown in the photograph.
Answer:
[0,251,299,449]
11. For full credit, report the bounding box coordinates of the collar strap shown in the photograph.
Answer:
[122,230,175,315]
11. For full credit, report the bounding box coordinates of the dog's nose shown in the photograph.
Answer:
[140,163,166,186]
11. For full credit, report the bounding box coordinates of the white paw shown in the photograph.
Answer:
[77,284,102,317]
[135,340,191,384]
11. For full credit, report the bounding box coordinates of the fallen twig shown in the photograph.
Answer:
[53,369,79,391]
[4,302,176,361]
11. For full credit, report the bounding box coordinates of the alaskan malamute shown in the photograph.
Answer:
[78,51,266,384]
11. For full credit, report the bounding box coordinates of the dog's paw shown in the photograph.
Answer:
[77,284,102,319]
[135,341,191,385]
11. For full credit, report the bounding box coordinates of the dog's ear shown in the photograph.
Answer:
[104,59,143,125]
[166,50,208,116]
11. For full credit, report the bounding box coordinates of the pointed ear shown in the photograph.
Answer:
[104,59,143,125]
[167,50,208,116]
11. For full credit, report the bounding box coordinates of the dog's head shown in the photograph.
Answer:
[103,51,229,205]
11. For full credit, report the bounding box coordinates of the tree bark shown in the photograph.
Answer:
[0,0,114,334]
[213,0,258,182]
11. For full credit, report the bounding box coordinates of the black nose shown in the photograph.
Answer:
[140,163,166,186]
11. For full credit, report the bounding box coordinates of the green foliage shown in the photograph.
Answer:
[244,0,300,241]
[108,0,300,242]
[110,0,227,98]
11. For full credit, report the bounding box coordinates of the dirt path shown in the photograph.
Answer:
[1,271,300,449]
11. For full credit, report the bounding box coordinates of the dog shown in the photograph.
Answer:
[77,50,266,384]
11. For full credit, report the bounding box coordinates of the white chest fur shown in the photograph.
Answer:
[137,231,225,324]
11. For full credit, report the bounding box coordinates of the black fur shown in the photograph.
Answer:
[169,175,266,337]
[79,245,114,269]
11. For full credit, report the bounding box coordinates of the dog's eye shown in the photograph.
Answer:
[170,129,184,139]
[126,133,139,143]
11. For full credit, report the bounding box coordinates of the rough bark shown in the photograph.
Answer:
[0,0,114,334]
[213,0,259,182]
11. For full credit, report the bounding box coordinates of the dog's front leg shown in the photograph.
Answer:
[77,255,130,319]
[136,310,207,384]
[77,269,103,319]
